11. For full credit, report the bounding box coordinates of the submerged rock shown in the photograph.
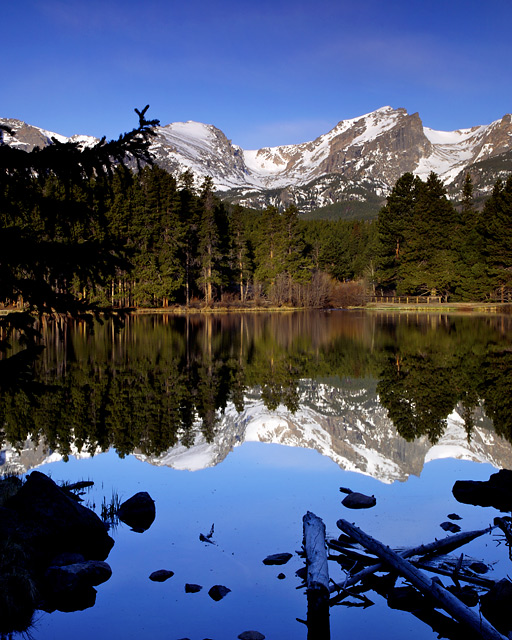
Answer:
[262,552,293,566]
[440,521,461,533]
[118,492,156,532]
[480,578,512,636]
[341,492,376,509]
[149,570,174,582]
[45,561,112,594]
[208,584,231,601]
[185,583,202,593]
[238,632,266,640]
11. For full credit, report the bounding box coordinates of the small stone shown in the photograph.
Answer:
[447,513,462,520]
[341,492,376,509]
[185,583,203,593]
[208,584,231,601]
[149,569,174,582]
[262,552,293,566]
[238,632,266,640]
[440,521,461,533]
[277,573,286,580]
[469,561,489,574]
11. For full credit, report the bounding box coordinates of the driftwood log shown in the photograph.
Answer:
[336,519,507,640]
[329,523,496,594]
[303,511,330,640]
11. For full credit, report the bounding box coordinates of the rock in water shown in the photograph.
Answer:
[185,583,202,593]
[341,492,376,509]
[149,570,174,582]
[118,492,156,532]
[45,561,112,593]
[208,585,231,601]
[481,579,512,636]
[440,521,461,533]
[262,552,293,566]
[452,469,512,511]
[238,632,266,640]
[4,471,114,566]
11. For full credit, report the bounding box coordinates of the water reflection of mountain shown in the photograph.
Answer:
[136,381,512,483]
[2,311,512,479]
[5,381,512,484]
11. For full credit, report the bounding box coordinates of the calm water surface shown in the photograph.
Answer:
[2,310,512,640]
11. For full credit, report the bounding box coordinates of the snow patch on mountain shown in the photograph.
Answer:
[3,106,512,210]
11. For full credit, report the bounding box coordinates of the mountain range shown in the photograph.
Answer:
[2,106,512,216]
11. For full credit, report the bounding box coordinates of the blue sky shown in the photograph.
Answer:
[3,0,512,149]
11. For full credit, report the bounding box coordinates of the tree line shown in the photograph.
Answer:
[376,171,512,301]
[62,164,378,308]
[2,111,512,316]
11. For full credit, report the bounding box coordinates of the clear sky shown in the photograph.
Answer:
[3,0,512,149]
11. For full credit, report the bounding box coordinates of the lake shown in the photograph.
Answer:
[2,309,512,640]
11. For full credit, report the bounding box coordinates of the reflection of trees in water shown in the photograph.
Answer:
[1,311,512,456]
[375,314,512,443]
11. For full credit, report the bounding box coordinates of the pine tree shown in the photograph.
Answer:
[253,205,285,296]
[480,176,512,300]
[376,172,418,291]
[229,204,252,302]
[0,106,159,383]
[197,178,224,304]
[455,173,488,300]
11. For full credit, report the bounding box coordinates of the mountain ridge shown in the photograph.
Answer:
[2,106,512,214]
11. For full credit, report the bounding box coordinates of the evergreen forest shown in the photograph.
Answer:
[2,114,512,316]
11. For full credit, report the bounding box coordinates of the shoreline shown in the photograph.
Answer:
[2,302,511,317]
[129,301,512,315]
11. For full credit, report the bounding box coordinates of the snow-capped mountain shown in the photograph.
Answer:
[2,106,512,213]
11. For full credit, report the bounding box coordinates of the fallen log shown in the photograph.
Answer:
[329,523,496,594]
[411,560,496,589]
[303,511,330,640]
[336,519,507,640]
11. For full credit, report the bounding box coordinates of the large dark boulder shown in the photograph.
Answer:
[5,471,114,569]
[480,578,512,635]
[118,491,155,532]
[1,472,115,634]
[44,561,112,594]
[452,469,512,512]
[341,492,376,509]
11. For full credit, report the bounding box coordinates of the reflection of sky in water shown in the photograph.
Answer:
[31,443,504,640]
